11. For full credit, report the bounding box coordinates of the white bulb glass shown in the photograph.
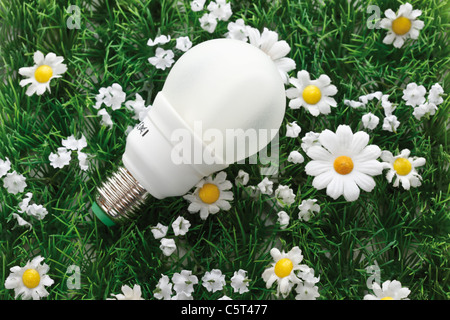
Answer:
[92,39,286,226]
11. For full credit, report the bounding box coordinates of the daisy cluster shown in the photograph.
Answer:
[5,0,445,301]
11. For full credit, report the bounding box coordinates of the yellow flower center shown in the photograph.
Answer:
[274,258,294,278]
[381,296,394,300]
[333,156,354,175]
[393,158,412,176]
[392,16,412,35]
[22,269,41,289]
[34,65,53,83]
[302,85,322,105]
[198,183,220,204]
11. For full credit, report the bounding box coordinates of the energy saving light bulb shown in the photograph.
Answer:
[92,39,286,226]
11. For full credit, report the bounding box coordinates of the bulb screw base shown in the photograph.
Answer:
[93,166,149,225]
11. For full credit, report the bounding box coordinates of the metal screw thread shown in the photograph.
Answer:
[95,166,149,224]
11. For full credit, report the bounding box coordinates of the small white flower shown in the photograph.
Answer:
[97,108,113,128]
[77,152,89,171]
[380,2,424,48]
[382,114,400,132]
[148,48,175,70]
[277,211,290,229]
[175,36,193,52]
[172,216,191,236]
[172,270,198,295]
[274,185,296,207]
[207,0,232,21]
[295,282,320,300]
[381,94,396,116]
[287,150,304,164]
[235,169,249,186]
[218,295,232,300]
[402,82,427,107]
[18,192,33,213]
[62,135,87,151]
[364,280,410,300]
[0,157,11,177]
[412,102,437,120]
[262,246,307,298]
[147,35,171,47]
[199,13,218,33]
[344,99,365,109]
[4,255,54,300]
[19,51,67,96]
[49,147,71,169]
[26,204,48,220]
[381,149,425,190]
[286,70,338,116]
[11,213,32,229]
[428,83,444,105]
[231,269,250,294]
[125,93,151,121]
[257,177,274,195]
[160,238,177,256]
[183,171,233,220]
[301,131,321,153]
[225,19,249,42]
[286,121,301,138]
[151,223,168,239]
[305,125,383,202]
[361,113,380,130]
[154,275,173,300]
[3,171,27,195]
[190,0,206,12]
[110,284,144,300]
[298,199,320,222]
[247,27,296,84]
[202,269,226,293]
[172,291,194,300]
[95,83,126,111]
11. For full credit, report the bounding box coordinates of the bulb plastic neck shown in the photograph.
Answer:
[92,166,149,226]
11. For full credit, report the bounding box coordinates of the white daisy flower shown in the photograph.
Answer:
[225,19,249,42]
[231,269,250,294]
[298,199,320,222]
[109,284,144,300]
[19,51,67,96]
[286,121,301,138]
[286,70,338,116]
[175,36,193,52]
[277,211,290,229]
[4,255,54,300]
[0,157,11,177]
[190,0,206,12]
[202,269,226,293]
[295,282,320,300]
[402,82,427,107]
[262,246,307,298]
[3,170,27,195]
[361,112,380,130]
[172,270,198,295]
[172,216,191,236]
[301,131,321,153]
[199,13,218,33]
[257,177,274,195]
[305,125,383,202]
[147,35,171,47]
[154,275,173,300]
[151,223,168,239]
[160,238,177,256]
[183,171,233,220]
[274,185,296,207]
[364,280,410,300]
[234,169,249,186]
[380,2,424,48]
[207,0,232,21]
[48,147,71,169]
[287,150,304,164]
[125,93,151,121]
[380,149,426,190]
[247,27,296,84]
[148,48,175,70]
[382,114,400,133]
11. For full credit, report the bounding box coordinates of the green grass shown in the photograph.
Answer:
[0,0,449,300]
